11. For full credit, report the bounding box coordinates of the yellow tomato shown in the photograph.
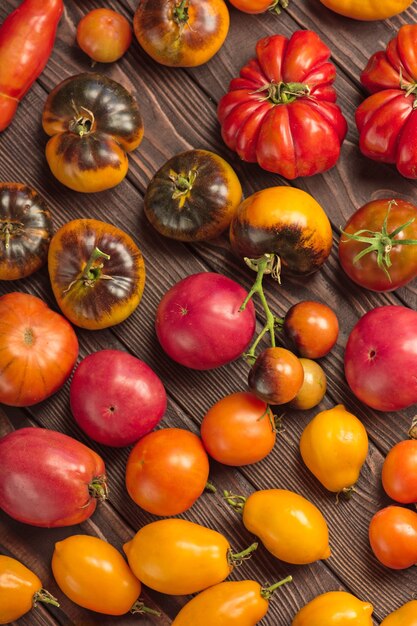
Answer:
[289,358,327,410]
[381,600,417,625]
[319,0,413,20]
[292,591,373,625]
[300,404,369,493]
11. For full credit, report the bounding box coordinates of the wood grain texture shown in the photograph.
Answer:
[1,0,417,624]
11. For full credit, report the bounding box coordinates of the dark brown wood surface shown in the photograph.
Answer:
[1,0,416,624]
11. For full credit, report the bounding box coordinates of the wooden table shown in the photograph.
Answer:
[1,1,416,624]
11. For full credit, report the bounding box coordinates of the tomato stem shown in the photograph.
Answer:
[169,168,197,200]
[33,589,60,608]
[131,600,162,616]
[205,480,217,493]
[173,0,189,24]
[255,80,309,105]
[88,474,109,501]
[228,541,258,566]
[268,0,289,15]
[0,220,24,249]
[335,486,356,504]
[223,489,247,514]
[261,575,293,599]
[409,416,417,439]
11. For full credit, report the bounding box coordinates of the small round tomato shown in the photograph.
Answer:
[76,9,132,63]
[382,440,417,504]
[300,405,369,493]
[125,428,209,515]
[381,600,417,626]
[284,301,339,358]
[319,0,413,20]
[292,591,374,626]
[248,347,304,405]
[228,0,286,13]
[369,506,417,569]
[201,392,276,466]
[290,358,327,410]
[0,555,59,624]
[339,199,417,292]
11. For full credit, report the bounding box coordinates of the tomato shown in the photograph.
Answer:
[218,32,347,179]
[200,391,276,466]
[42,73,143,192]
[144,149,242,241]
[289,358,327,410]
[133,0,230,67]
[356,26,417,179]
[381,600,417,626]
[228,0,287,14]
[283,301,339,358]
[300,404,369,493]
[48,218,146,330]
[226,489,331,564]
[123,519,257,595]
[0,427,107,527]
[76,9,132,63]
[0,0,63,131]
[0,292,78,407]
[172,577,292,626]
[0,182,53,280]
[319,0,413,19]
[125,428,209,515]
[382,440,417,504]
[339,199,417,291]
[369,505,417,569]
[344,305,417,411]
[292,591,374,625]
[155,272,256,369]
[70,350,166,447]
[248,347,304,405]
[0,555,59,624]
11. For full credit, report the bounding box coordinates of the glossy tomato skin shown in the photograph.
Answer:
[123,519,234,595]
[248,347,304,405]
[284,301,339,357]
[230,187,333,275]
[381,600,417,626]
[201,391,276,466]
[0,183,53,280]
[339,199,417,291]
[382,440,417,504]
[218,32,347,178]
[52,535,141,614]
[242,489,331,564]
[292,591,373,626]
[0,292,78,407]
[144,149,242,241]
[70,350,166,447]
[319,0,412,20]
[76,9,132,63]
[0,427,107,527]
[48,219,146,330]
[289,358,327,410]
[369,505,417,569]
[0,0,63,131]
[133,0,230,67]
[356,26,417,179]
[42,73,143,192]
[125,428,209,515]
[156,272,255,369]
[344,306,417,411]
[228,0,276,13]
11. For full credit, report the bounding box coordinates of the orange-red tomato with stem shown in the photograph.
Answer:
[77,9,132,63]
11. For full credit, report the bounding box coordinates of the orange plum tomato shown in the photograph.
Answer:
[76,8,132,63]
[381,439,417,504]
[381,600,417,626]
[292,591,373,625]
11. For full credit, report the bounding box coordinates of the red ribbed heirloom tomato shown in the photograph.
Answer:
[218,31,347,179]
[356,25,417,179]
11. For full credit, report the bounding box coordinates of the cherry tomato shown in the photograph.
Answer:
[201,392,276,466]
[289,359,327,410]
[248,347,304,405]
[369,505,417,569]
[300,405,369,493]
[125,428,209,515]
[284,301,339,358]
[76,9,132,63]
[0,555,59,624]
[292,591,374,626]
[381,600,417,626]
[382,440,417,504]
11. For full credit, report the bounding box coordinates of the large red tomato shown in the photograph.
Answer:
[218,31,347,179]
[155,272,256,370]
[0,292,78,407]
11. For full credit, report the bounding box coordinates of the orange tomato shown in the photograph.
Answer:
[284,301,339,358]
[292,591,373,625]
[248,347,304,405]
[76,8,132,63]
[319,0,413,20]
[290,359,327,410]
[228,0,286,13]
[381,600,417,626]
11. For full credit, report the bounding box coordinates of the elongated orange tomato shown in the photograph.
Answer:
[292,591,373,625]
[319,0,413,20]
[381,600,417,625]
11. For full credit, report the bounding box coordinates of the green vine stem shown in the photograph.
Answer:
[33,589,60,608]
[260,575,293,599]
[227,542,258,567]
[269,0,289,14]
[223,490,247,514]
[205,480,217,493]
[131,600,162,616]
[88,475,109,501]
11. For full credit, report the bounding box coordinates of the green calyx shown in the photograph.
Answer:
[0,220,24,249]
[256,81,310,105]
[88,475,109,501]
[260,575,293,600]
[268,0,289,15]
[33,589,60,608]
[131,601,161,616]
[227,541,258,566]
[399,69,417,108]
[169,168,197,200]
[173,0,189,24]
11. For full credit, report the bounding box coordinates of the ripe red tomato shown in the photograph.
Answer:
[283,301,339,358]
[369,506,417,569]
[70,350,167,447]
[344,306,417,411]
[200,392,276,466]
[381,440,417,504]
[248,347,304,405]
[76,9,132,63]
[155,272,256,369]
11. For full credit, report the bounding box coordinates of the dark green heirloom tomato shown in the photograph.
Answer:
[48,218,146,329]
[0,183,53,280]
[42,73,144,192]
[144,149,242,241]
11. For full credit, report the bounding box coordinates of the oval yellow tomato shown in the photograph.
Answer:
[319,0,413,20]
[292,591,373,625]
[381,600,417,625]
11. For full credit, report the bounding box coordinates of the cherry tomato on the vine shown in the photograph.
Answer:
[369,505,417,569]
[284,301,339,358]
[382,440,417,504]
[248,347,304,405]
[289,359,327,410]
[76,9,132,63]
